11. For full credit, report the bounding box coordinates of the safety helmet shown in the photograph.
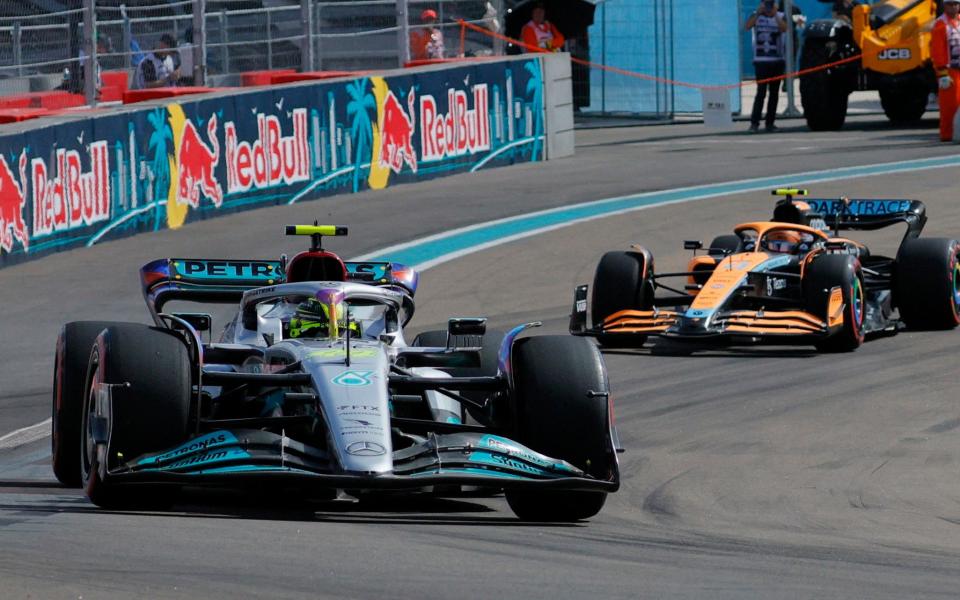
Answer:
[288,297,338,339]
[421,9,438,21]
[763,230,802,254]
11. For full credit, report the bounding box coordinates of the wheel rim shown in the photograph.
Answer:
[952,258,960,316]
[852,277,864,327]
[81,352,101,482]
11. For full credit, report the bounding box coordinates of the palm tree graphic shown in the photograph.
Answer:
[346,78,376,193]
[524,61,544,161]
[146,108,173,230]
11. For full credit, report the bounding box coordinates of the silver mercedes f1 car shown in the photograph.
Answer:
[51,225,620,521]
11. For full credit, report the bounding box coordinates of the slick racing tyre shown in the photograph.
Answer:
[895,238,960,330]
[412,328,506,427]
[505,336,614,522]
[52,321,136,487]
[591,250,653,347]
[804,254,865,352]
[81,324,192,509]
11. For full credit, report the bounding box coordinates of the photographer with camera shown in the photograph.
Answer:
[745,0,787,132]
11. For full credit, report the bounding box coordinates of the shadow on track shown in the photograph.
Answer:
[0,484,580,527]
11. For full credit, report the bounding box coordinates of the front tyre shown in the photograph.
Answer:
[895,238,960,330]
[591,250,653,347]
[52,321,134,487]
[81,324,192,509]
[505,336,615,522]
[804,254,865,352]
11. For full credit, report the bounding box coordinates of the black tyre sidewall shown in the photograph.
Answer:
[506,335,612,521]
[592,251,651,347]
[805,254,864,352]
[81,324,192,508]
[52,321,133,487]
[896,238,960,330]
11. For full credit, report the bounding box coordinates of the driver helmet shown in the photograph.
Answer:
[764,229,801,254]
[289,296,340,339]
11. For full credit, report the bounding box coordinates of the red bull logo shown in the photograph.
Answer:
[32,141,110,237]
[379,88,418,174]
[177,114,222,208]
[225,108,309,193]
[0,151,28,253]
[420,84,490,162]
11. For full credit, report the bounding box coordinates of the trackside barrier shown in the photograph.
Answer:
[0,54,571,269]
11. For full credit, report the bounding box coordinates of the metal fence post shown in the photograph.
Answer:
[12,22,22,77]
[783,0,801,116]
[219,10,229,74]
[266,7,273,70]
[493,0,504,55]
[301,0,313,72]
[315,2,323,70]
[84,0,97,106]
[193,0,206,85]
[122,5,132,70]
[396,0,409,67]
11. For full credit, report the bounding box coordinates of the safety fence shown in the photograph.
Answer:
[0,55,552,268]
[0,0,504,102]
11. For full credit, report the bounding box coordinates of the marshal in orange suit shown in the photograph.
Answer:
[931,0,960,141]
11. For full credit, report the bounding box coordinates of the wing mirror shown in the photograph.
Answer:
[684,240,703,251]
[171,312,212,333]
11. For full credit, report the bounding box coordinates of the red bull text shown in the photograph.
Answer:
[420,84,490,162]
[225,109,310,193]
[32,141,110,237]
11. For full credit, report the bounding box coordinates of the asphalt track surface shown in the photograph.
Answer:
[2,115,960,598]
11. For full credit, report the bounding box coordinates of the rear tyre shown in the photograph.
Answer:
[591,251,652,347]
[81,324,192,509]
[879,87,928,123]
[895,238,960,330]
[52,321,133,487]
[804,254,865,352]
[505,336,613,522]
[800,41,850,131]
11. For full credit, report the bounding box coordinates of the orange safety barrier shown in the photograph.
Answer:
[457,19,864,91]
[0,91,86,110]
[99,71,129,102]
[242,69,297,86]
[122,86,219,104]
[0,107,55,123]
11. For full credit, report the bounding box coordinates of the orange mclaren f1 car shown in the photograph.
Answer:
[570,189,960,351]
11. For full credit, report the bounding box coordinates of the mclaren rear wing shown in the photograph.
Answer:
[140,258,418,322]
[805,198,926,237]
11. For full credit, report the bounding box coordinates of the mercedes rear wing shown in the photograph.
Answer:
[140,258,418,322]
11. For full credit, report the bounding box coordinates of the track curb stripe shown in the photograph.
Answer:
[352,154,960,270]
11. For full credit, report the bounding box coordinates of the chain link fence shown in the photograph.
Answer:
[0,0,527,108]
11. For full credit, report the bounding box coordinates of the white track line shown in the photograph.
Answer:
[0,418,51,450]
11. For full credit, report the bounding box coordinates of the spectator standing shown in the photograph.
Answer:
[132,34,181,90]
[745,0,787,132]
[410,9,445,60]
[521,2,564,53]
[932,0,960,141]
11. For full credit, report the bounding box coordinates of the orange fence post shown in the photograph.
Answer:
[460,21,466,58]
